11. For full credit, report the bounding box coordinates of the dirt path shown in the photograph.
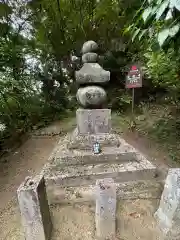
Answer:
[0,135,59,240]
[122,130,179,169]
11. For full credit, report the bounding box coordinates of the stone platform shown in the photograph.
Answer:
[40,131,165,205]
[17,130,167,240]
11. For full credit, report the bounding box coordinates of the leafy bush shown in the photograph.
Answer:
[144,48,180,101]
[108,89,131,112]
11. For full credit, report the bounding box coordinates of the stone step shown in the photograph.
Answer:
[52,146,138,166]
[45,158,160,189]
[46,180,163,205]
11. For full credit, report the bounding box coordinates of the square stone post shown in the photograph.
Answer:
[17,174,52,240]
[154,168,180,239]
[95,178,116,240]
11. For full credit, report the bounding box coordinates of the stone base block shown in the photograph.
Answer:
[76,108,111,134]
[17,174,52,240]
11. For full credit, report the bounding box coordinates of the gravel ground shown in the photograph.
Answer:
[51,199,163,240]
[0,135,59,240]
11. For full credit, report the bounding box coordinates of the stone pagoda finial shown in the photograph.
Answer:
[76,40,110,109]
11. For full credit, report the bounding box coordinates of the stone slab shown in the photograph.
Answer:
[95,178,116,239]
[76,108,111,134]
[46,159,156,178]
[44,157,158,189]
[52,146,137,166]
[17,174,52,240]
[46,167,158,188]
[154,168,180,239]
[46,180,163,205]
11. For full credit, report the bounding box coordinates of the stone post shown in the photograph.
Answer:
[154,168,180,239]
[75,40,111,135]
[95,178,116,239]
[17,174,52,240]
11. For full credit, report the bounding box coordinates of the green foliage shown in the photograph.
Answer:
[28,0,131,55]
[0,2,12,17]
[148,113,180,161]
[108,89,131,111]
[130,0,180,48]
[144,48,180,99]
[0,0,164,151]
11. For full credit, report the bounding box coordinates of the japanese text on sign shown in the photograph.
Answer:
[126,65,142,89]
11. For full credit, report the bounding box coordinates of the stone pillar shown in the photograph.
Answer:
[154,168,180,239]
[75,40,111,135]
[95,178,116,240]
[17,174,52,240]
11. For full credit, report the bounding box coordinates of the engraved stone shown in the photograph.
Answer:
[154,168,180,239]
[76,108,111,134]
[76,86,107,108]
[95,178,116,239]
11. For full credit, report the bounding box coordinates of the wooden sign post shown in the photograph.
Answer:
[126,65,142,127]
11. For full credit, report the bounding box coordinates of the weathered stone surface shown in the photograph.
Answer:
[95,178,116,239]
[53,147,137,166]
[154,168,180,239]
[44,156,158,188]
[82,52,98,63]
[45,180,163,205]
[76,108,111,134]
[75,63,110,84]
[76,86,107,108]
[17,174,52,240]
[82,40,98,54]
[67,129,121,150]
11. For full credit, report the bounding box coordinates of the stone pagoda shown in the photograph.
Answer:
[75,40,111,135]
[17,40,165,240]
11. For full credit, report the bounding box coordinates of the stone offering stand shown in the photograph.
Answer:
[17,41,179,240]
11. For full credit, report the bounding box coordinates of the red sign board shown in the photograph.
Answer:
[126,65,142,89]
